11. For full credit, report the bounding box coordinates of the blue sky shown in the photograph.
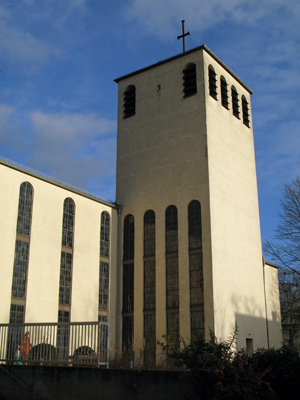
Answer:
[1,0,300,245]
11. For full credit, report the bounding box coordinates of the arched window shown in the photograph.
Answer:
[208,65,217,100]
[7,182,34,357]
[220,76,229,109]
[123,85,136,118]
[231,86,240,119]
[165,205,178,254]
[165,205,179,338]
[122,214,134,350]
[100,211,110,258]
[144,210,155,257]
[242,96,250,127]
[182,63,197,98]
[188,200,204,341]
[62,198,75,248]
[11,182,33,299]
[17,182,33,236]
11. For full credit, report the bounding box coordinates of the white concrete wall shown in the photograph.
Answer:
[0,162,118,350]
[203,50,271,349]
[115,46,282,353]
[264,262,282,347]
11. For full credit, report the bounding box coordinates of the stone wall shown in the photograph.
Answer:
[0,366,188,400]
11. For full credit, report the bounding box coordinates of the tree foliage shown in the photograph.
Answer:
[158,329,277,400]
[264,176,300,276]
[264,176,300,347]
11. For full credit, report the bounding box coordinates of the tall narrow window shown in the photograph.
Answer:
[99,211,110,318]
[10,183,33,299]
[17,182,33,236]
[220,77,229,109]
[182,63,197,98]
[188,200,204,341]
[59,252,73,305]
[99,261,109,311]
[57,198,75,336]
[242,96,250,127]
[144,210,156,365]
[57,310,70,360]
[100,211,110,258]
[8,182,33,359]
[123,214,134,261]
[58,198,74,359]
[122,214,134,350]
[231,86,240,119]
[208,66,217,100]
[123,85,136,118]
[165,206,179,339]
[62,198,75,248]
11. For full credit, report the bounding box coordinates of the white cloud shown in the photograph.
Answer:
[123,0,291,39]
[0,107,117,198]
[0,23,57,62]
[0,104,14,121]
[27,111,117,190]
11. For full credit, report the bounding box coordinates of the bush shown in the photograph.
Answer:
[248,346,300,400]
[158,329,277,400]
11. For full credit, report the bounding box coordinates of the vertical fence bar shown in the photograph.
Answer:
[0,321,109,367]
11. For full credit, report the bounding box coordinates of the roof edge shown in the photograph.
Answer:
[0,157,120,209]
[114,44,253,94]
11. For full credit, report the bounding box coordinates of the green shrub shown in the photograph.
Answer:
[158,329,276,400]
[248,346,300,400]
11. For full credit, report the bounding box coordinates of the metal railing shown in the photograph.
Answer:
[0,321,109,368]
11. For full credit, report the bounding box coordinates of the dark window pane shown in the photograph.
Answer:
[99,261,109,311]
[123,214,134,260]
[144,210,155,257]
[123,85,136,118]
[11,241,29,298]
[123,264,134,313]
[144,260,156,311]
[166,256,179,308]
[57,311,70,360]
[232,87,240,118]
[209,67,217,100]
[100,211,110,258]
[62,198,75,248]
[221,77,229,109]
[59,252,73,305]
[183,64,197,98]
[191,310,204,342]
[166,206,178,254]
[242,96,250,127]
[17,182,33,236]
[144,313,156,365]
[122,316,134,351]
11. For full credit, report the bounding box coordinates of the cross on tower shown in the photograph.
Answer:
[177,20,190,53]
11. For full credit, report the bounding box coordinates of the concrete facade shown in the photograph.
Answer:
[0,160,119,351]
[0,45,282,362]
[115,45,282,355]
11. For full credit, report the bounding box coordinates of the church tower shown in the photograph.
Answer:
[114,45,280,361]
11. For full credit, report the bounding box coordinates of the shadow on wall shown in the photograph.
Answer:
[214,287,282,351]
